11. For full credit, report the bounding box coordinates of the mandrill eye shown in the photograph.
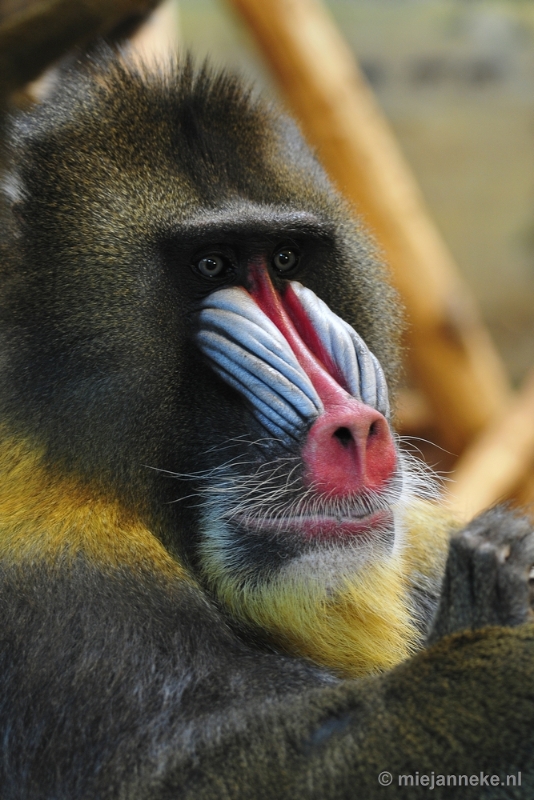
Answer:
[272,247,299,273]
[194,255,229,279]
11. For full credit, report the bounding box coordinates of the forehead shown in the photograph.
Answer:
[11,66,338,242]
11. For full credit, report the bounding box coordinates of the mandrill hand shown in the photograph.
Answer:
[427,507,534,645]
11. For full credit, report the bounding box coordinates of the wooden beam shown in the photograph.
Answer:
[226,0,511,453]
[446,371,534,518]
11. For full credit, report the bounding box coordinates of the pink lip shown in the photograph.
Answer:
[236,510,393,541]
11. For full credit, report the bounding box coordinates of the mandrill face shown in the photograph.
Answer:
[195,240,401,566]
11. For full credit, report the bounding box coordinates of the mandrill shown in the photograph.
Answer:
[0,50,533,799]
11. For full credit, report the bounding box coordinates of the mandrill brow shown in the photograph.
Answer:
[0,48,533,800]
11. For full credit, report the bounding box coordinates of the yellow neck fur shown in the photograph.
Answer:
[0,429,185,578]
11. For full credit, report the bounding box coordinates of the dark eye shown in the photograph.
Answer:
[194,255,229,279]
[272,247,299,273]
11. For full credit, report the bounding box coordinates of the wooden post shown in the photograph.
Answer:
[226,0,511,453]
[447,371,534,518]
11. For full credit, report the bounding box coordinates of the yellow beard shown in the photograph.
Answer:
[202,501,456,678]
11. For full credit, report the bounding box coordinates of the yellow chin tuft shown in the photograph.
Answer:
[212,556,417,678]
[205,500,456,679]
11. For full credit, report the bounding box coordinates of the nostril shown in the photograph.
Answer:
[303,404,397,496]
[333,427,353,447]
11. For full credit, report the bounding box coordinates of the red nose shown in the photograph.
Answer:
[301,398,397,497]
